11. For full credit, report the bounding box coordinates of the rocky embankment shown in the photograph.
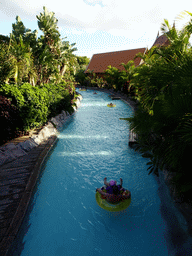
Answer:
[0,94,83,167]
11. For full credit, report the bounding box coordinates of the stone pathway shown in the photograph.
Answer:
[0,135,58,255]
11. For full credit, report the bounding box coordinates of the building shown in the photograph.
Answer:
[85,48,146,78]
[151,31,170,48]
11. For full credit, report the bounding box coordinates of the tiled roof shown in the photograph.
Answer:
[85,48,146,73]
[151,34,169,48]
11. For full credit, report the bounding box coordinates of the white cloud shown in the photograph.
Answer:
[2,0,191,32]
[1,0,192,57]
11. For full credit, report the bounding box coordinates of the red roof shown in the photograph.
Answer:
[85,48,146,73]
[151,34,169,48]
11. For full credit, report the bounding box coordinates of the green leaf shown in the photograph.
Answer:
[148,168,154,175]
[142,153,152,158]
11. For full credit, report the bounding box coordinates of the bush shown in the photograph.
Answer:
[44,82,72,118]
[0,82,75,139]
[75,69,87,85]
[0,95,24,145]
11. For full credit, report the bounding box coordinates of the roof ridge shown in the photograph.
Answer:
[93,47,146,56]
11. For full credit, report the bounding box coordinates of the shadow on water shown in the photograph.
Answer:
[155,175,192,256]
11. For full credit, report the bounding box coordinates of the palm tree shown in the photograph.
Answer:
[7,34,36,85]
[35,6,61,84]
[0,42,13,84]
[58,40,78,78]
[2,16,38,85]
[160,19,191,54]
[120,60,136,93]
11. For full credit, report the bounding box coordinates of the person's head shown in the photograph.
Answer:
[109,180,116,186]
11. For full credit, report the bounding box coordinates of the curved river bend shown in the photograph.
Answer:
[9,89,191,256]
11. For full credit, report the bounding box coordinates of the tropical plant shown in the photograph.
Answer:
[0,95,24,145]
[104,65,122,90]
[126,16,192,197]
[120,60,136,94]
[0,43,13,84]
[35,7,61,84]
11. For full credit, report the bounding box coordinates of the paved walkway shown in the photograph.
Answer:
[0,135,58,256]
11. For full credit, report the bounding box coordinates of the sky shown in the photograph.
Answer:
[0,0,192,58]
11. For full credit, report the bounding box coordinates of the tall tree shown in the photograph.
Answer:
[36,6,61,84]
[11,15,38,49]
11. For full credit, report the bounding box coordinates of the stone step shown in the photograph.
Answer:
[129,129,138,147]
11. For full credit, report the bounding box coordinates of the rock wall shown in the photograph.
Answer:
[0,94,83,167]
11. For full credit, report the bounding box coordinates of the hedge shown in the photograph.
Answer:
[0,82,75,144]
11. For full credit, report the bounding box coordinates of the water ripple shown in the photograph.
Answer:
[16,89,172,256]
[58,151,113,156]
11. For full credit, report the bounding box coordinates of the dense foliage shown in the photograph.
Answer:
[0,95,23,145]
[0,7,88,86]
[81,60,136,93]
[0,6,87,145]
[0,82,75,144]
[126,15,192,199]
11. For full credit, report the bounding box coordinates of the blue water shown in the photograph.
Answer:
[10,89,189,256]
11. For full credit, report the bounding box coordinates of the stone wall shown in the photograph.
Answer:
[157,169,192,254]
[158,169,192,236]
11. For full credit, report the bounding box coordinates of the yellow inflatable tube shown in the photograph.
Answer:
[95,191,131,212]
[107,103,116,107]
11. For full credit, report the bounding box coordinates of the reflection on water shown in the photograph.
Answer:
[58,135,109,139]
[58,151,113,156]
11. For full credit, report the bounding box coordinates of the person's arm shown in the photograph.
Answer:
[104,177,109,186]
[122,190,131,199]
[96,188,106,196]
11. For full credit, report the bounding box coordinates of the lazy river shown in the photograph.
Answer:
[9,89,191,256]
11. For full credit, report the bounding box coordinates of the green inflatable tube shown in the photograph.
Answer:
[95,191,131,212]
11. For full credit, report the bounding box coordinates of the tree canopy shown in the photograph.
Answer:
[0,6,88,86]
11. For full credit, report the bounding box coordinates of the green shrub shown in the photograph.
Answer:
[0,82,75,134]
[0,95,24,145]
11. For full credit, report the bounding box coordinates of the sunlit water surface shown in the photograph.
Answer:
[9,89,191,256]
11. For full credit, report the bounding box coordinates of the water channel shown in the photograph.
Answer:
[9,89,191,255]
